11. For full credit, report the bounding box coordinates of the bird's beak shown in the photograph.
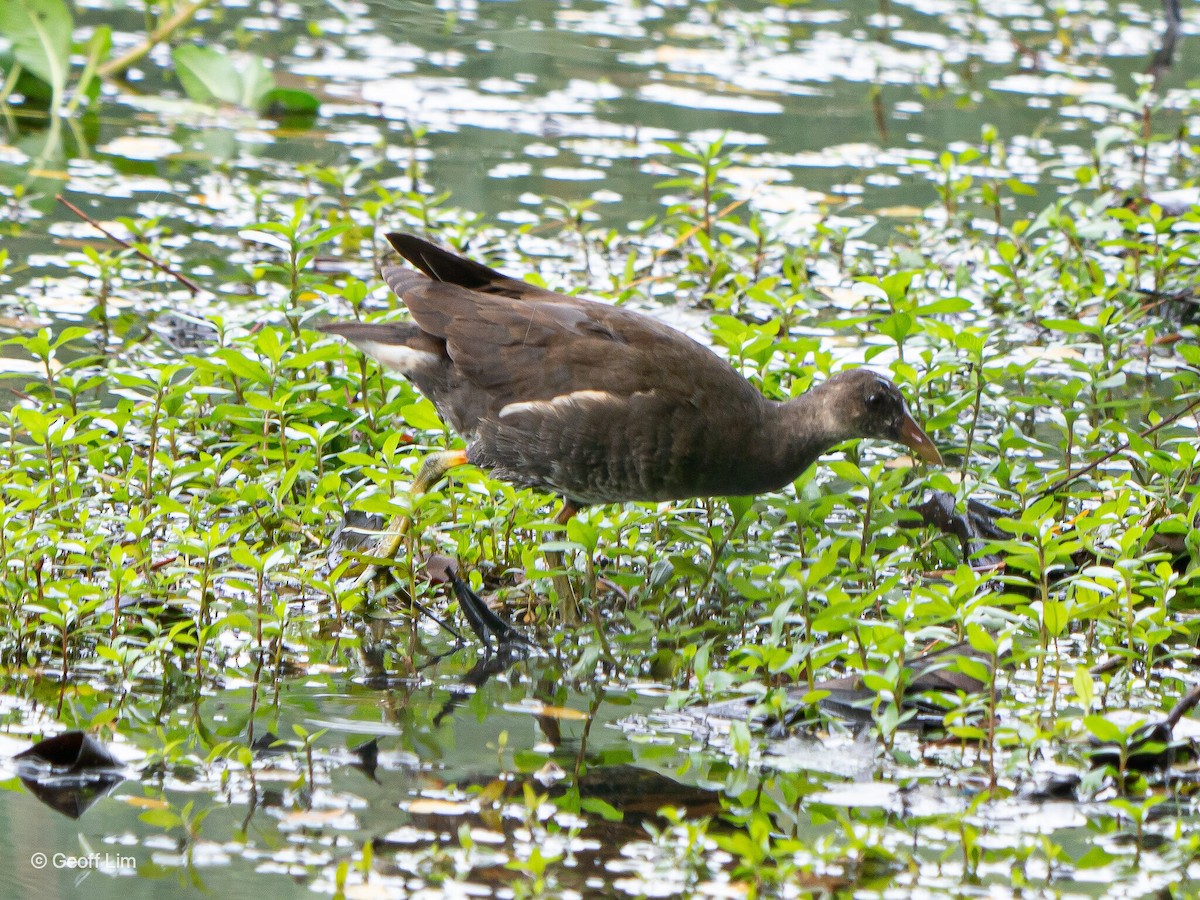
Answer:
[897,410,943,465]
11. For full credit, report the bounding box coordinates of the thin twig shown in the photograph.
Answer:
[56,194,204,295]
[660,196,750,256]
[1035,392,1200,499]
[1165,682,1200,730]
[619,197,752,293]
[97,0,216,81]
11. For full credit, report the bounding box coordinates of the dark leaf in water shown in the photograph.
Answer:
[14,731,121,771]
[19,775,124,820]
[251,732,297,754]
[1088,684,1200,772]
[701,642,996,736]
[351,737,380,779]
[13,732,125,819]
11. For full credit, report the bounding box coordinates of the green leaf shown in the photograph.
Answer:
[916,297,972,316]
[401,398,443,431]
[966,623,996,654]
[877,311,913,345]
[1175,343,1200,368]
[1075,846,1116,869]
[239,55,274,109]
[139,808,183,829]
[579,797,624,822]
[278,457,306,498]
[213,348,271,383]
[229,544,259,570]
[336,451,381,467]
[172,45,242,106]
[243,392,281,413]
[1083,715,1126,745]
[880,270,915,302]
[727,494,754,524]
[1040,318,1094,335]
[861,673,890,693]
[1073,665,1094,712]
[1041,598,1067,637]
[0,0,71,103]
[260,87,320,115]
[565,517,599,554]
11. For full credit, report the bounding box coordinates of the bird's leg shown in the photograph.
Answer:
[352,449,470,574]
[547,501,580,626]
[333,445,532,654]
[413,448,471,495]
[349,447,530,654]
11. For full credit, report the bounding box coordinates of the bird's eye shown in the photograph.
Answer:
[866,380,894,410]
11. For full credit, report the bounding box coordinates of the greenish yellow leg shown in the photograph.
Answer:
[548,502,580,626]
[349,449,469,586]
[414,448,471,495]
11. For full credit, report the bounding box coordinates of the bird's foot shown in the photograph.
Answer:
[447,572,534,656]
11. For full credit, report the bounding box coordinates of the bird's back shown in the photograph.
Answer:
[335,234,770,503]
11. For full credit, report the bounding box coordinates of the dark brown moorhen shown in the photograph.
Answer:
[322,233,942,650]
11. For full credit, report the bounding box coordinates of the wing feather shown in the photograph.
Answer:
[369,235,769,502]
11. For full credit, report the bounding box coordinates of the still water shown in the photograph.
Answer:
[0,0,1195,895]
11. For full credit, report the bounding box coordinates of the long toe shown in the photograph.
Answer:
[448,573,533,653]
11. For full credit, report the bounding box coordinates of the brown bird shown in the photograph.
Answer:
[322,233,942,649]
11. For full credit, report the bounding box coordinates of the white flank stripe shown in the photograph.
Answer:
[499,389,615,419]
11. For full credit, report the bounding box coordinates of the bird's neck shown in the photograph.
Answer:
[765,384,850,480]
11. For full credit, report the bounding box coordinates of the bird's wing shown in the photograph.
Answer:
[386,270,757,414]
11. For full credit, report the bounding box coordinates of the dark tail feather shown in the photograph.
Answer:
[317,321,425,346]
[386,233,506,289]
